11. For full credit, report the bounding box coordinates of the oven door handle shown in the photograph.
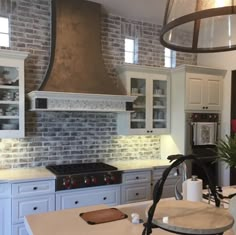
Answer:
[191,122,197,145]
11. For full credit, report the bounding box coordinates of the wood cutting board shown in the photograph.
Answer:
[80,208,128,225]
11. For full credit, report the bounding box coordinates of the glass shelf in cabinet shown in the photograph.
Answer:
[131,119,145,122]
[153,105,166,109]
[153,119,166,122]
[0,85,19,89]
[0,101,19,104]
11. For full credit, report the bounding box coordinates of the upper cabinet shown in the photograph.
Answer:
[117,64,171,135]
[172,65,226,112]
[0,49,28,138]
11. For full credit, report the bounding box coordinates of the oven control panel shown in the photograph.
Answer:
[191,113,219,122]
[56,171,122,191]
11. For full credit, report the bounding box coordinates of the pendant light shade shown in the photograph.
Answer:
[160,0,236,53]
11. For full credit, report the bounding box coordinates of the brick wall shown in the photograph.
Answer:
[0,0,196,168]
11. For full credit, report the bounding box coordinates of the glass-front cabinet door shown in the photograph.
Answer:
[117,64,170,135]
[0,50,28,138]
[130,77,146,130]
[152,79,168,130]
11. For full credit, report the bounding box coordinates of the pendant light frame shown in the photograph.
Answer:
[160,0,236,53]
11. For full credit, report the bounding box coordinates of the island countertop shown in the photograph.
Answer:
[24,202,169,235]
[24,200,235,235]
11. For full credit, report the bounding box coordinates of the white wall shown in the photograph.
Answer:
[197,51,236,185]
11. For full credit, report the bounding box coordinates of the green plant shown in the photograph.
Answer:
[217,134,236,168]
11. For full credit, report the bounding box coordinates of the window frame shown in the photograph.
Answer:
[164,48,176,68]
[124,37,138,64]
[0,16,10,48]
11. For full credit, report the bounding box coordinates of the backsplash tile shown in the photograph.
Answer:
[0,0,196,168]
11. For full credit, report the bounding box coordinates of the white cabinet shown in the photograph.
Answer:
[11,180,55,235]
[117,64,171,135]
[172,65,226,112]
[0,183,11,235]
[56,185,121,210]
[121,170,151,204]
[0,49,28,138]
[186,73,223,111]
[152,167,179,199]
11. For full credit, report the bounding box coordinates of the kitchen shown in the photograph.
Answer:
[0,0,236,235]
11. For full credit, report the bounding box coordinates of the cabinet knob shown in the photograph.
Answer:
[103,197,107,200]
[33,207,38,211]
[135,193,139,196]
[75,201,79,204]
[147,130,150,133]
[136,176,139,180]
[33,187,38,190]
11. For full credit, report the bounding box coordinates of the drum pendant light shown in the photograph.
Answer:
[160,0,236,53]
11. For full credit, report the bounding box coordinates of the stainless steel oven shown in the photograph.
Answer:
[186,113,220,188]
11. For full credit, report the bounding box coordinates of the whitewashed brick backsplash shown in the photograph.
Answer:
[0,0,196,168]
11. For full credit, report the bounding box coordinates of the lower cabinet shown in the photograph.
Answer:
[152,167,180,198]
[12,224,28,235]
[56,185,121,210]
[0,183,11,235]
[11,180,55,235]
[121,171,152,204]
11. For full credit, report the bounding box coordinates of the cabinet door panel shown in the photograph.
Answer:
[186,77,204,109]
[12,195,55,224]
[0,198,11,235]
[121,183,151,204]
[12,224,28,235]
[206,78,222,108]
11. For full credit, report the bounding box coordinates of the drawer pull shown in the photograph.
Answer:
[33,207,38,211]
[33,187,38,190]
[135,193,139,196]
[136,176,139,180]
[75,201,79,204]
[103,197,107,200]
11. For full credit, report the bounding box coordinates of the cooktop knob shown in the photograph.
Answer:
[70,177,77,187]
[104,174,111,184]
[62,177,71,189]
[84,176,91,185]
[91,176,97,184]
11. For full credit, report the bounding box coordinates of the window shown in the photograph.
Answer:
[164,48,176,68]
[125,38,138,64]
[0,17,10,47]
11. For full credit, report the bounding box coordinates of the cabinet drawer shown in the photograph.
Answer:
[12,180,55,197]
[12,224,28,235]
[121,183,151,204]
[12,195,55,224]
[152,168,177,181]
[0,183,11,198]
[56,185,120,210]
[122,171,151,184]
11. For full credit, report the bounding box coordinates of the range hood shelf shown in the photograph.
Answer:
[28,91,136,112]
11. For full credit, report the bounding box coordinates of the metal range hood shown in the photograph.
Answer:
[28,0,135,112]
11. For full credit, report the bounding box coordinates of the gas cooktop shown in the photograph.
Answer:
[46,162,118,175]
[46,162,122,191]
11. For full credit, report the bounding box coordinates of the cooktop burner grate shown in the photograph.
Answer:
[46,162,118,175]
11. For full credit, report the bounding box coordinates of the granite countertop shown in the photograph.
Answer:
[0,167,55,183]
[0,159,171,183]
[109,159,171,172]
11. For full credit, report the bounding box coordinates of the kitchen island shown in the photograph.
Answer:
[24,200,235,235]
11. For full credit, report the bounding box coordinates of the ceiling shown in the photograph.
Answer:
[89,0,167,24]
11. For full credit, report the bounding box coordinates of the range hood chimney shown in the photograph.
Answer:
[28,0,135,112]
